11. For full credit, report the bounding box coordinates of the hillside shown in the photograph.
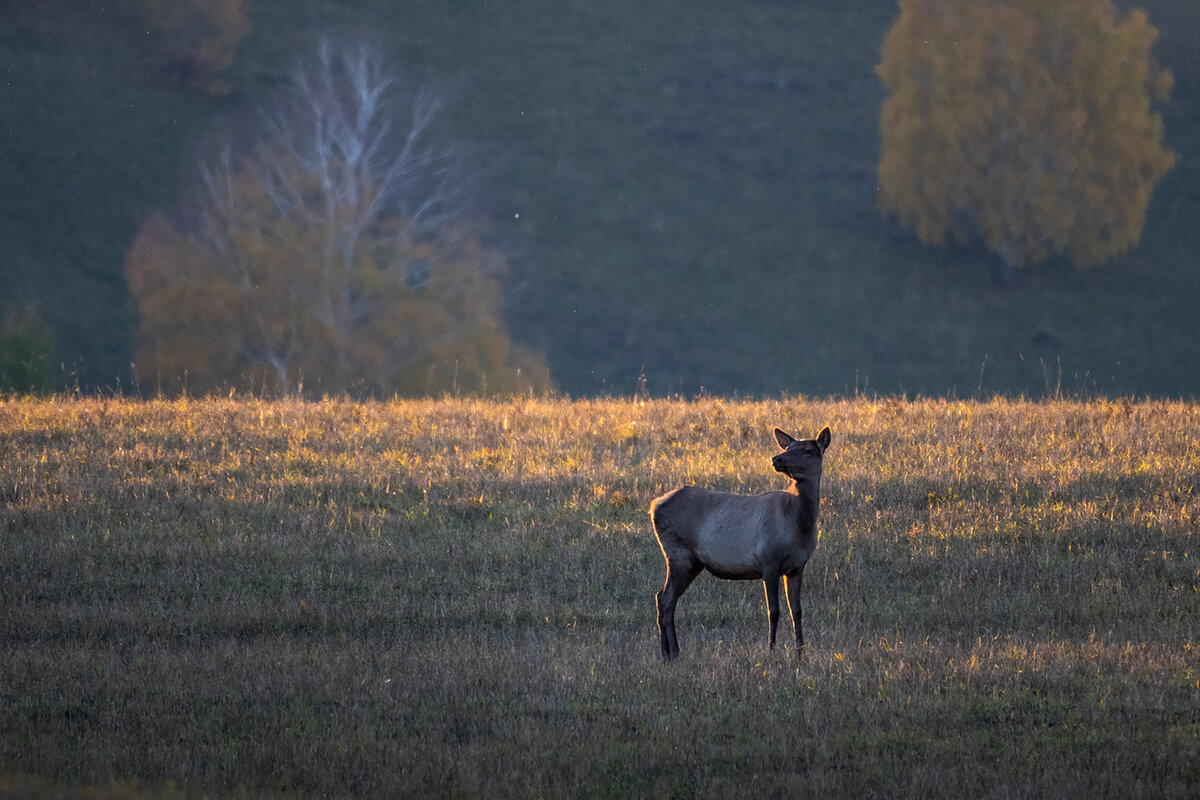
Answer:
[1,1,1197,396]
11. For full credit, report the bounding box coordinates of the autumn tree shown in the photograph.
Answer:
[877,0,1175,280]
[136,0,249,94]
[125,38,549,397]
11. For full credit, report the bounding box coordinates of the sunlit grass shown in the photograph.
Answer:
[1,396,1198,798]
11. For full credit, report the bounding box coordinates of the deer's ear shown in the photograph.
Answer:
[816,427,831,452]
[773,428,796,449]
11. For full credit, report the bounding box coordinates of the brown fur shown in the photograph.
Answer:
[651,426,831,661]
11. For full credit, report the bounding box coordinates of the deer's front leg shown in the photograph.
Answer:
[785,568,806,656]
[763,571,781,650]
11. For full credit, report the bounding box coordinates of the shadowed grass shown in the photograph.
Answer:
[1,396,1198,797]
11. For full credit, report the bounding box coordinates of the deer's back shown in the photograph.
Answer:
[651,486,809,577]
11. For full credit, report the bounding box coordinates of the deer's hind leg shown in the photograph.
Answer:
[656,556,702,662]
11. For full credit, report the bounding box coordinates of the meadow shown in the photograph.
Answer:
[1,396,1198,798]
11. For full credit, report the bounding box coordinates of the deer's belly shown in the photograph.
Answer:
[695,532,764,579]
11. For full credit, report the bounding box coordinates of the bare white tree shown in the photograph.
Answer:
[259,36,473,236]
[129,37,543,396]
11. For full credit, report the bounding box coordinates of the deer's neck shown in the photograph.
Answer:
[787,473,821,497]
[787,475,821,528]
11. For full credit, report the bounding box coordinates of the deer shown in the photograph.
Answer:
[650,426,831,661]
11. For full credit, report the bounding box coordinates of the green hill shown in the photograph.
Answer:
[1,0,1197,396]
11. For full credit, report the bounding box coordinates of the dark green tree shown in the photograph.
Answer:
[0,306,53,394]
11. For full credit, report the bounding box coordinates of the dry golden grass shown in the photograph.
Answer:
[1,396,1198,798]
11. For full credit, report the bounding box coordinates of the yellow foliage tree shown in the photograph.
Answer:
[125,40,549,397]
[877,0,1175,279]
[136,0,249,95]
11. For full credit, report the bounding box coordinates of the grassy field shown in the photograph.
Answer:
[1,396,1198,798]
